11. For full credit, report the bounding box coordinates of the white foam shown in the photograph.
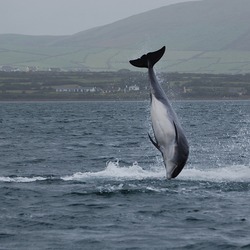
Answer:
[1,162,249,183]
[180,165,250,182]
[0,176,47,183]
[61,161,164,181]
[61,161,250,183]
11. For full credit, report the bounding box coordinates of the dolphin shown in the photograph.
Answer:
[129,46,189,179]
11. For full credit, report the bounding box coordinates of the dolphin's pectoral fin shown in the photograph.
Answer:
[148,133,161,151]
[173,121,179,144]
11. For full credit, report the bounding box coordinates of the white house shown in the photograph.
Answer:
[128,85,140,91]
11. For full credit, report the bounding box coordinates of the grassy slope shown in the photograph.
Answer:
[1,0,250,73]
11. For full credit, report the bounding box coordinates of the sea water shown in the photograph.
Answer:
[0,101,249,249]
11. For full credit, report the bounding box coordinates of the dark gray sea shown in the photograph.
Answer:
[0,100,249,250]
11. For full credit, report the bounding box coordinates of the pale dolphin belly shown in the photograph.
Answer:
[151,95,176,161]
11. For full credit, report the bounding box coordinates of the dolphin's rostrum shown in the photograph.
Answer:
[129,46,189,179]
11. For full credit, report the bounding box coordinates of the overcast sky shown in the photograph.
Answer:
[0,0,197,36]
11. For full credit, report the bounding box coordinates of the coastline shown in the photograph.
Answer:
[1,96,250,103]
[1,71,250,102]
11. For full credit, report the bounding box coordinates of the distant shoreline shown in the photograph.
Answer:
[1,96,250,103]
[1,71,250,101]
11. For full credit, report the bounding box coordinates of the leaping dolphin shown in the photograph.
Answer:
[129,46,189,179]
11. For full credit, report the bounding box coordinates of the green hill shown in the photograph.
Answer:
[1,0,250,73]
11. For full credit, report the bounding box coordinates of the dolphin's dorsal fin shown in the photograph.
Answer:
[129,46,166,69]
[148,133,161,151]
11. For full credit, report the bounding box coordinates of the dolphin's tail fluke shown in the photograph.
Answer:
[129,46,166,69]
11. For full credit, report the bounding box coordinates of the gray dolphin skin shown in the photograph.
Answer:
[129,46,189,179]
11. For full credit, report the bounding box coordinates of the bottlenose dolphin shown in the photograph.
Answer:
[129,46,189,179]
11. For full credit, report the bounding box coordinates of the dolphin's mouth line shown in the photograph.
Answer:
[166,163,178,179]
[171,165,178,178]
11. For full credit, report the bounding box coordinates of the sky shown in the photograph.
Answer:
[0,0,196,36]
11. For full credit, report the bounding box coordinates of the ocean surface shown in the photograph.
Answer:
[0,100,249,250]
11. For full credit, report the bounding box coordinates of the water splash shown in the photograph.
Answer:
[61,161,250,183]
[61,160,164,181]
[180,165,250,182]
[0,176,47,183]
[0,161,249,183]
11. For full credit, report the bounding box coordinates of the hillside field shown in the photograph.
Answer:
[1,0,250,74]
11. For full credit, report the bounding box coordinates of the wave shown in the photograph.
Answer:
[0,176,47,183]
[180,165,250,182]
[62,162,250,183]
[61,161,164,181]
[0,161,249,183]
